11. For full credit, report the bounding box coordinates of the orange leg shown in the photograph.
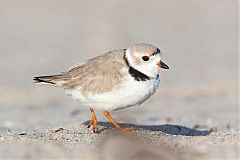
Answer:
[88,108,99,133]
[103,111,135,132]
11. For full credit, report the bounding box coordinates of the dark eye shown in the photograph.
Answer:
[142,56,149,61]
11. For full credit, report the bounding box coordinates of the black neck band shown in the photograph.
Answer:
[123,50,151,81]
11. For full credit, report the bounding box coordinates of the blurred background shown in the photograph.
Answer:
[0,0,238,131]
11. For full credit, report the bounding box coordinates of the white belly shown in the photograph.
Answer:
[66,75,160,111]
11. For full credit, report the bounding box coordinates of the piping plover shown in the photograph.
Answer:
[34,43,169,133]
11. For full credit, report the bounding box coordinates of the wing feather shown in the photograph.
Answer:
[63,49,128,95]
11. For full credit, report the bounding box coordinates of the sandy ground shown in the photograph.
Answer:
[0,0,239,159]
[0,123,239,159]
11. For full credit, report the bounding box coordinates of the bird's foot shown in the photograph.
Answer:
[93,127,100,133]
[87,119,93,128]
[116,127,137,132]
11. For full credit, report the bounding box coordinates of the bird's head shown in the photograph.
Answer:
[125,43,169,78]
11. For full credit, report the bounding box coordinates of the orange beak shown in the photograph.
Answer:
[157,61,169,69]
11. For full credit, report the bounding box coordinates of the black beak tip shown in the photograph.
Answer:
[160,61,169,69]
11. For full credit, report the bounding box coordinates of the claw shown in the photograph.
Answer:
[87,119,93,128]
[93,127,100,133]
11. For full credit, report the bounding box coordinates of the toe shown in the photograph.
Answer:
[117,127,137,132]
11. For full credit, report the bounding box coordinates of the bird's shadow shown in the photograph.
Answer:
[84,121,209,136]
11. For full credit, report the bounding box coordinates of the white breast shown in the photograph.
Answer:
[66,73,160,111]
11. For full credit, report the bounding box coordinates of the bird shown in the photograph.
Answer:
[34,43,169,133]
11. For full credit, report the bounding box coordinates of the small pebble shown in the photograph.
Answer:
[19,132,27,136]
[209,127,218,133]
[54,128,64,133]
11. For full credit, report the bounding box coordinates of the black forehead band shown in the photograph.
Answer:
[152,48,160,56]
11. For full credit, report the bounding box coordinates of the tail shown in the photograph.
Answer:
[33,74,69,86]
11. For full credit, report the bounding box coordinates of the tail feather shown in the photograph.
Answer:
[33,74,69,86]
